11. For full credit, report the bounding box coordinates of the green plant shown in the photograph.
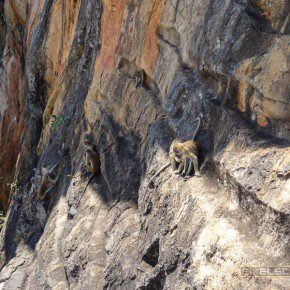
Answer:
[51,114,69,131]
[51,114,69,142]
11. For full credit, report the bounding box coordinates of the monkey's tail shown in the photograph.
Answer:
[192,117,201,141]
[48,163,59,174]
[147,163,171,190]
[76,173,94,207]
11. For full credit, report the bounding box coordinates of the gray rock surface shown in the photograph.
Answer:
[0,0,289,289]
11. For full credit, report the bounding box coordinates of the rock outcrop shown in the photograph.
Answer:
[0,0,289,289]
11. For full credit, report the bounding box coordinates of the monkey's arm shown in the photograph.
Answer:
[181,156,188,175]
[178,158,185,175]
[147,163,171,188]
[170,152,180,173]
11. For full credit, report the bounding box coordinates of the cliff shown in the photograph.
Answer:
[0,0,289,289]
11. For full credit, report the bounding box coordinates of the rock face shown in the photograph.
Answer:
[0,0,289,289]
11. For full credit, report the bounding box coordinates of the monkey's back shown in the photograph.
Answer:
[180,140,199,156]
[85,148,101,174]
[37,178,51,200]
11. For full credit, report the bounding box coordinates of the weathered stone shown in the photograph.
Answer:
[0,0,289,289]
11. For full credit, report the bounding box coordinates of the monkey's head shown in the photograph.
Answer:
[136,69,145,80]
[135,70,141,77]
[83,133,93,146]
[172,139,183,158]
[41,166,50,176]
[42,164,57,179]
[116,57,124,69]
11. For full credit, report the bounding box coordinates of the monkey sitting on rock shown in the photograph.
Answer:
[73,132,101,206]
[37,164,59,200]
[83,133,101,175]
[133,69,146,88]
[70,132,101,178]
[147,117,201,189]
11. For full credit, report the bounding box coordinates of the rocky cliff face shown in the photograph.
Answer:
[0,0,289,289]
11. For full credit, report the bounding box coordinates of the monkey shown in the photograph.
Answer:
[30,168,42,194]
[171,117,201,179]
[170,138,200,180]
[116,57,146,89]
[133,69,146,87]
[122,69,146,93]
[116,57,136,80]
[37,164,58,200]
[68,132,101,179]
[73,132,101,207]
[146,117,201,189]
[83,132,101,174]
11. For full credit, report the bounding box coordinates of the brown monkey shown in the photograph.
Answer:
[75,133,101,206]
[37,164,58,200]
[83,133,101,174]
[69,133,101,178]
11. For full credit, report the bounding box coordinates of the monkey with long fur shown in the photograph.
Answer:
[147,117,201,188]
